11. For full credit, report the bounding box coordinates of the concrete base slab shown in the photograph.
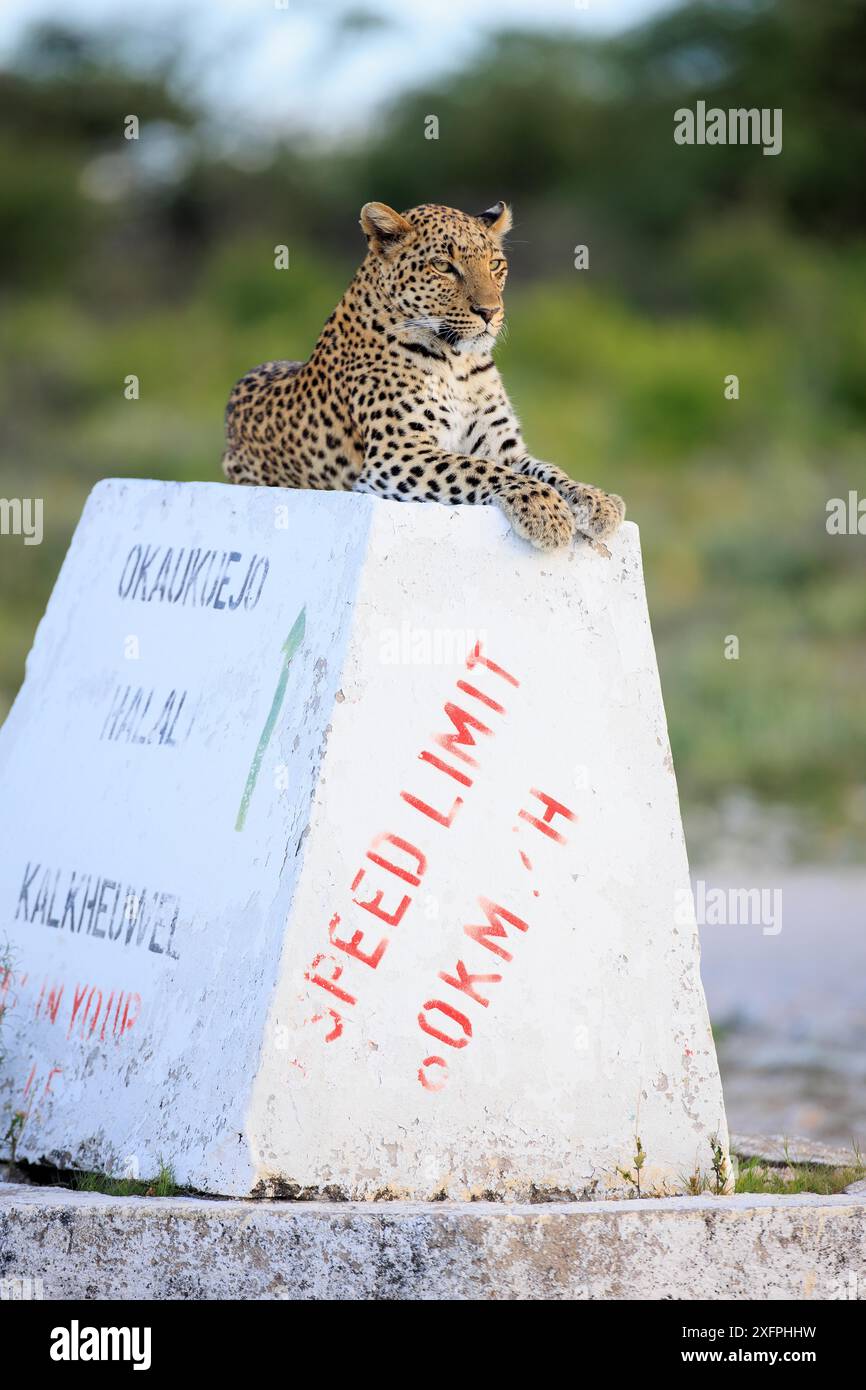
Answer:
[1,1183,863,1301]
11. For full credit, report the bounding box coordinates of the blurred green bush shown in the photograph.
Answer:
[0,2,864,857]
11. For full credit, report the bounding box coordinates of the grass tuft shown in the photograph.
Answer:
[734,1157,864,1196]
[73,1161,178,1198]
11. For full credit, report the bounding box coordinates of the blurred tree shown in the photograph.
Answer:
[0,1,863,850]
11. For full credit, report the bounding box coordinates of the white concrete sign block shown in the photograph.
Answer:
[0,480,728,1197]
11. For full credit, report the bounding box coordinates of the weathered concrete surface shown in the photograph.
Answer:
[0,479,726,1198]
[0,1184,863,1301]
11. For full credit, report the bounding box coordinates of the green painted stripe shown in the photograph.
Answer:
[235,606,306,832]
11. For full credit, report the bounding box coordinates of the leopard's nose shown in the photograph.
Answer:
[472,304,497,324]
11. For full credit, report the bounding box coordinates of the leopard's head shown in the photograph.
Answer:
[359,200,512,353]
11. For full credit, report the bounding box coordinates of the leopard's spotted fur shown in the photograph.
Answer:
[222,200,625,550]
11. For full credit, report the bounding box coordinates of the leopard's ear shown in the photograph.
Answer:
[476,200,512,241]
[360,201,412,253]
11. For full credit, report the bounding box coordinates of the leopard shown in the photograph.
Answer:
[222,199,625,552]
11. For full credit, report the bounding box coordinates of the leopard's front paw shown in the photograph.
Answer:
[496,479,575,551]
[559,482,626,542]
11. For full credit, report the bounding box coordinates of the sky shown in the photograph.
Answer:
[0,0,673,135]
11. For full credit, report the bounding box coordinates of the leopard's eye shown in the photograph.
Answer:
[430,258,455,275]
[490,258,506,272]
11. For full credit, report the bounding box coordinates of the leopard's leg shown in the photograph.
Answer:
[451,382,625,545]
[513,456,625,543]
[355,447,575,551]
